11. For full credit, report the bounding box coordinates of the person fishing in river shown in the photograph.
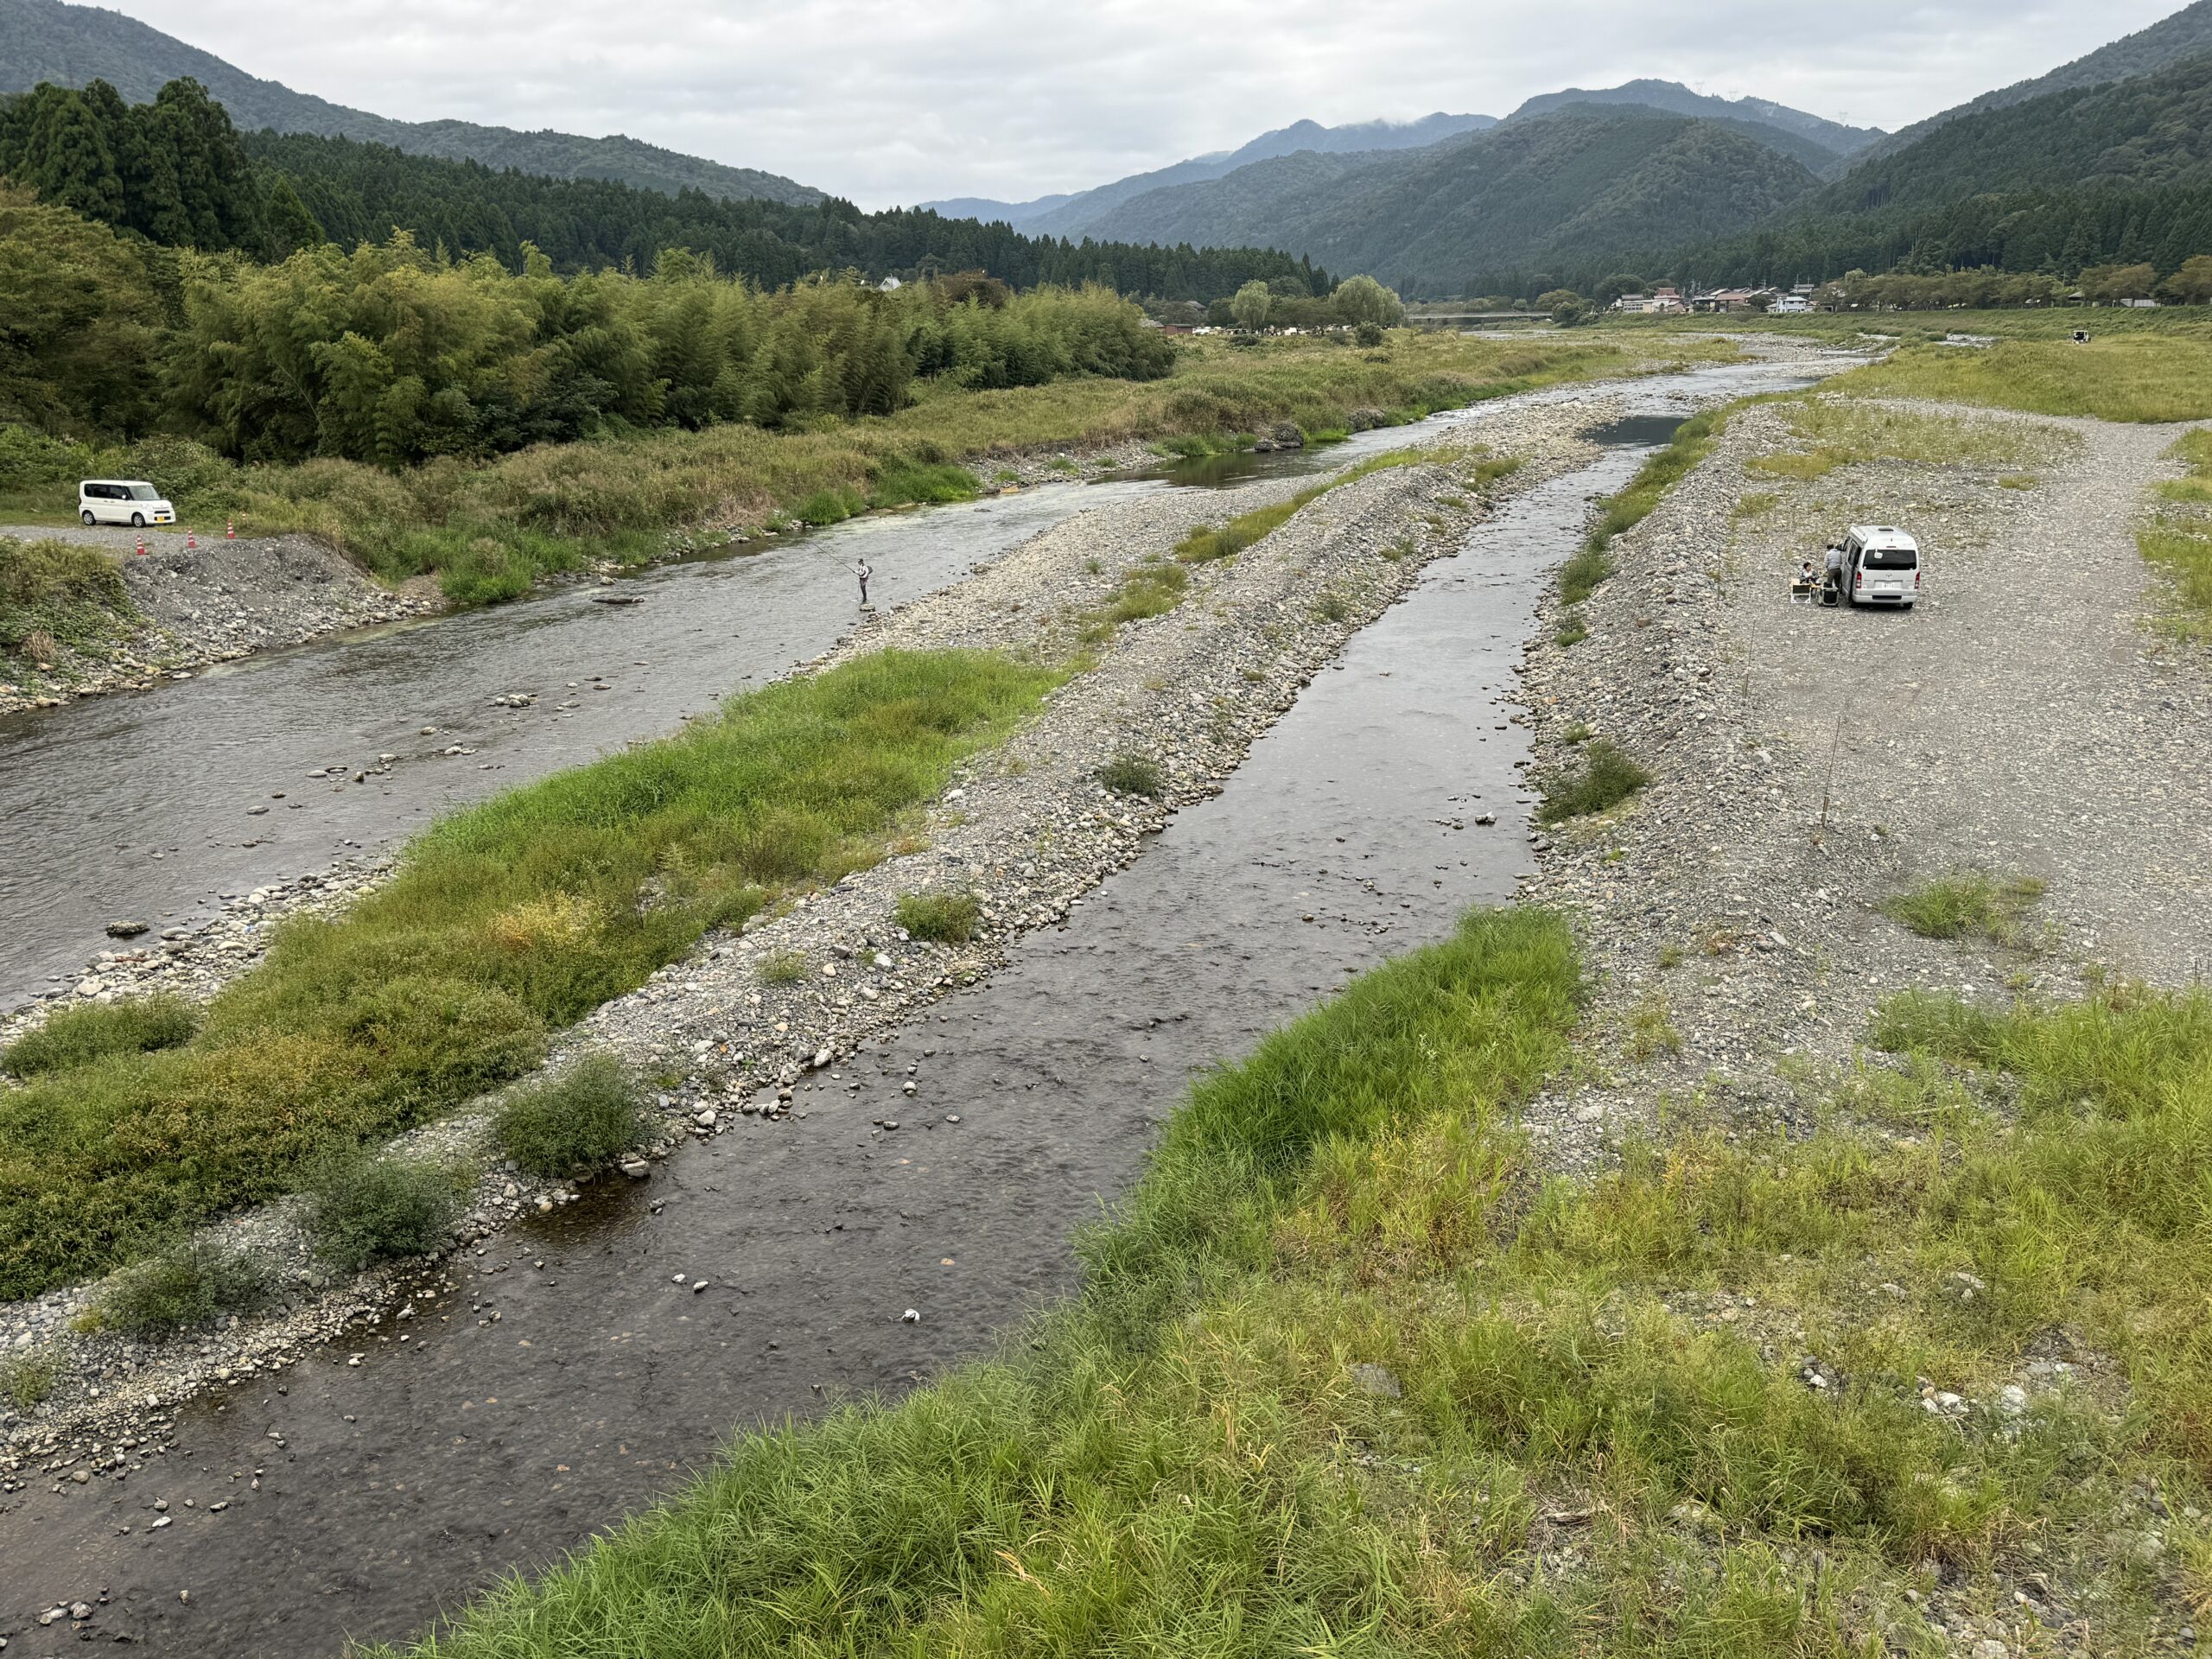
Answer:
[854,557,874,607]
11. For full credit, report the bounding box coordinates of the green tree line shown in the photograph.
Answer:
[1,180,1182,465]
[0,77,1328,300]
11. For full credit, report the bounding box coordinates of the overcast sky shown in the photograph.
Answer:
[121,0,2185,208]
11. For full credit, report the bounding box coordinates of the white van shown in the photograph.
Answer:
[1841,524,1919,607]
[79,480,175,528]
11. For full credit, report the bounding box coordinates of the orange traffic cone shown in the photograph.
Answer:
[186,529,197,550]
[135,536,146,557]
[226,518,236,540]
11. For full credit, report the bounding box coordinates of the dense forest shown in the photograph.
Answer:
[0,77,1329,299]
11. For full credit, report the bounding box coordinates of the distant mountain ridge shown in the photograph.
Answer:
[1859,0,2212,159]
[1508,79,1882,162]
[919,111,1497,233]
[1083,104,1822,291]
[0,0,823,205]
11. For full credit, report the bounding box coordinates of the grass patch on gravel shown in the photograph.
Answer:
[1747,400,2071,480]
[2143,430,2212,638]
[1096,752,1166,798]
[367,919,2212,1658]
[1537,737,1651,823]
[0,1351,56,1413]
[1880,868,2047,949]
[0,536,143,669]
[0,649,1059,1300]
[96,1238,274,1335]
[303,1151,463,1271]
[1828,332,2212,423]
[893,889,981,944]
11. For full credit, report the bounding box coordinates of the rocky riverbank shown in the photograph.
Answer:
[0,531,435,715]
[0,396,1606,1467]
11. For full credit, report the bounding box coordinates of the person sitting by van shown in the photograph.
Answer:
[1821,543,1845,602]
[1792,558,1817,600]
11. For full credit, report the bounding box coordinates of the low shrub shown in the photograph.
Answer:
[1,1352,57,1413]
[1097,752,1166,798]
[3,994,198,1076]
[303,1153,461,1271]
[895,890,981,944]
[1537,738,1650,823]
[495,1053,648,1177]
[99,1239,274,1335]
[1879,868,2046,948]
[758,950,810,984]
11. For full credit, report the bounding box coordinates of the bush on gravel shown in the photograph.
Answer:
[1537,738,1650,823]
[99,1239,274,1334]
[3,994,197,1076]
[0,537,140,661]
[894,889,981,944]
[1096,753,1165,798]
[303,1152,461,1271]
[495,1053,648,1177]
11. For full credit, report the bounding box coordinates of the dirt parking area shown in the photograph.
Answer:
[1518,393,2212,1157]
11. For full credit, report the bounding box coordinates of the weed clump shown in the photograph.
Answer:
[1097,753,1165,798]
[99,1239,274,1335]
[895,890,981,944]
[758,950,809,985]
[0,1351,55,1413]
[1537,738,1650,823]
[495,1053,647,1177]
[1879,869,2046,948]
[303,1153,460,1271]
[3,994,197,1076]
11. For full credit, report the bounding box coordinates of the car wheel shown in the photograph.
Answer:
[130,512,146,528]
[81,510,97,526]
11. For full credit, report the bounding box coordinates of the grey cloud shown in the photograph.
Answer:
[124,0,2186,207]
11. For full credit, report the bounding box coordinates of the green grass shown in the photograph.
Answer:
[495,1053,648,1177]
[2142,430,2212,638]
[0,1351,55,1413]
[372,912,2212,1656]
[1829,331,2212,423]
[96,1238,274,1335]
[3,994,197,1076]
[1090,556,1189,633]
[894,889,981,944]
[0,649,1059,1300]
[1878,868,2047,949]
[1096,752,1166,798]
[1537,737,1651,823]
[756,950,809,985]
[1745,400,2071,480]
[0,536,143,670]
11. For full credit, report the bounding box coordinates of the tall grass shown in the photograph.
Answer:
[0,650,1058,1300]
[1830,332,2212,423]
[1745,399,2074,480]
[2144,429,2212,637]
[1878,868,2046,948]
[0,536,140,663]
[368,913,2212,1655]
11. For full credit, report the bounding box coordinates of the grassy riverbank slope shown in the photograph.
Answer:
[0,331,1703,605]
[365,906,2212,1657]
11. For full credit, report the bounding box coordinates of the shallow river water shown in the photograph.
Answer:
[0,363,1825,1652]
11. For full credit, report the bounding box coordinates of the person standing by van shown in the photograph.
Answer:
[1822,543,1845,602]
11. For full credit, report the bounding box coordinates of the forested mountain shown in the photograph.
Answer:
[922,112,1497,236]
[0,78,1327,299]
[0,0,822,205]
[1082,106,1821,295]
[1860,0,2212,160]
[1623,52,2212,292]
[1507,79,1881,166]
